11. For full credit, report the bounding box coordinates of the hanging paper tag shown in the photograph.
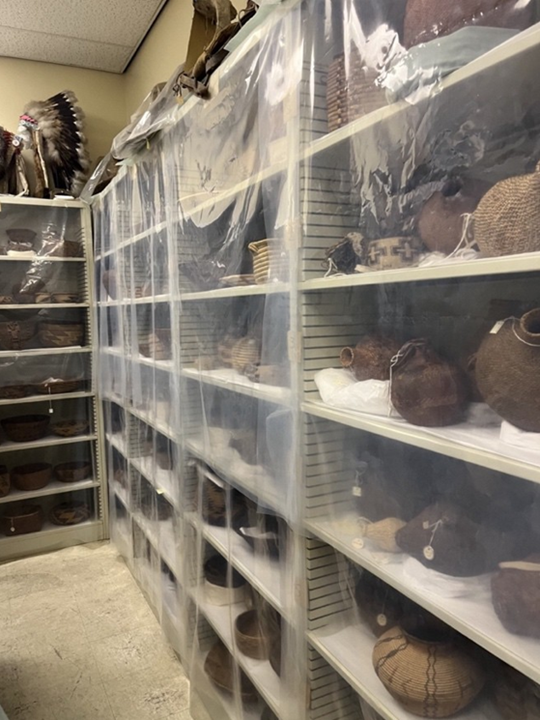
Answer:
[490,320,505,335]
[422,520,430,530]
[377,613,388,627]
[352,538,364,551]
[423,545,435,561]
[352,486,362,497]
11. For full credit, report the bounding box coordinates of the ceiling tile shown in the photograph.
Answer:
[0,27,133,73]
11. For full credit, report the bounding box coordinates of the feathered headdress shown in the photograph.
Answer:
[16,91,90,197]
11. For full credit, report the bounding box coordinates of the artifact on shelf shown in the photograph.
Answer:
[2,414,50,442]
[363,236,424,271]
[234,609,270,659]
[6,228,36,252]
[491,555,540,638]
[200,478,247,528]
[204,640,259,703]
[494,662,540,719]
[235,512,282,559]
[50,500,91,526]
[11,462,52,491]
[0,465,10,498]
[361,517,407,553]
[248,239,288,285]
[35,377,82,395]
[244,363,290,387]
[38,319,84,348]
[372,614,486,717]
[0,502,44,535]
[395,501,492,577]
[403,0,534,49]
[326,48,387,132]
[204,554,246,606]
[101,269,117,300]
[139,328,172,361]
[474,162,540,257]
[390,339,469,427]
[52,419,89,438]
[325,233,364,275]
[0,384,32,399]
[340,335,401,381]
[0,313,37,350]
[417,179,489,255]
[231,336,261,374]
[355,572,407,637]
[0,295,13,304]
[51,293,80,304]
[54,461,91,483]
[475,309,540,432]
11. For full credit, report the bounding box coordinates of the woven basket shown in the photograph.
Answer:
[40,238,83,258]
[39,320,84,348]
[364,236,424,270]
[2,414,50,442]
[204,641,259,703]
[51,292,80,304]
[235,609,270,660]
[0,317,37,350]
[327,52,386,133]
[50,501,91,526]
[495,663,540,720]
[491,556,540,639]
[403,0,534,49]
[391,340,469,427]
[365,517,407,553]
[52,420,89,438]
[6,228,36,246]
[204,555,246,606]
[11,463,52,491]
[0,465,10,498]
[231,337,261,374]
[55,461,91,483]
[35,378,82,395]
[248,239,288,285]
[475,309,540,432]
[140,328,171,360]
[1,502,44,536]
[0,384,30,399]
[355,573,406,638]
[341,335,401,382]
[474,162,540,257]
[372,621,485,716]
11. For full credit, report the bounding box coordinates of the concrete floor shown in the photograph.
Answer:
[0,542,207,720]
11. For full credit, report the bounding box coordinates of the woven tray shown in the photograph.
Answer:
[54,461,91,483]
[35,378,82,395]
[50,501,91,526]
[39,320,84,348]
[52,419,89,438]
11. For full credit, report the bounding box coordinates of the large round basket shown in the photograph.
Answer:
[204,640,258,704]
[39,320,84,348]
[235,610,270,660]
[52,420,89,438]
[372,621,485,717]
[491,557,540,639]
[50,501,91,526]
[0,317,37,350]
[54,461,91,483]
[11,463,52,491]
[326,51,386,132]
[35,378,82,395]
[0,465,10,498]
[6,228,36,250]
[1,503,44,536]
[2,414,50,442]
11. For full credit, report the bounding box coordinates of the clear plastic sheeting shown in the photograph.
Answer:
[94,1,540,719]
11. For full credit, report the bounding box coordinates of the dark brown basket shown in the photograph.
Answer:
[54,461,91,483]
[0,465,10,498]
[327,52,386,133]
[1,502,44,536]
[235,610,270,660]
[39,320,84,348]
[0,384,31,399]
[495,662,540,720]
[340,335,401,382]
[50,501,91,526]
[2,414,50,442]
[476,309,540,432]
[11,463,52,491]
[6,228,36,250]
[204,640,258,704]
[492,556,540,639]
[40,239,83,258]
[204,555,245,589]
[0,317,37,350]
[35,378,82,395]
[52,419,89,438]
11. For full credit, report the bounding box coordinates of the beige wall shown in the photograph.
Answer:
[0,57,126,167]
[124,0,244,118]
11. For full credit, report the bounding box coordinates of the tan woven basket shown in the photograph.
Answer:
[52,419,89,438]
[474,162,540,257]
[365,517,407,553]
[327,51,386,133]
[0,317,37,350]
[39,320,84,348]
[0,465,10,498]
[231,337,261,374]
[2,414,50,442]
[50,501,91,526]
[11,463,52,491]
[373,623,485,716]
[248,239,288,285]
[234,609,270,660]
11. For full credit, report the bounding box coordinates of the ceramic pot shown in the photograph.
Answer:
[340,335,401,381]
[372,619,485,716]
[475,309,540,432]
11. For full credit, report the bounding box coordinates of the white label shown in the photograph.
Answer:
[422,520,431,530]
[352,487,363,497]
[377,614,388,627]
[490,320,505,334]
[352,538,364,551]
[423,545,435,561]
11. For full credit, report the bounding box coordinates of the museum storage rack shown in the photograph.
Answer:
[94,1,540,719]
[0,195,107,561]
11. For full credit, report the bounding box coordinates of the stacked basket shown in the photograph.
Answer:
[248,239,289,285]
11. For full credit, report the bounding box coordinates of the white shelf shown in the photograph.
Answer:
[0,346,91,358]
[126,404,175,441]
[0,391,92,408]
[0,255,85,263]
[102,346,174,373]
[0,478,99,505]
[133,511,179,578]
[306,515,540,685]
[0,432,96,454]
[181,282,289,301]
[113,483,130,510]
[0,303,89,310]
[302,251,540,291]
[187,514,284,614]
[308,621,501,720]
[303,400,540,485]
[182,367,291,406]
[193,590,281,718]
[98,293,171,307]
[0,195,86,208]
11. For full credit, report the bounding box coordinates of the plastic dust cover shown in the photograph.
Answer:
[93,1,540,719]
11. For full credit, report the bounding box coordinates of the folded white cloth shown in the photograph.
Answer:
[500,421,540,451]
[403,557,492,599]
[315,368,399,417]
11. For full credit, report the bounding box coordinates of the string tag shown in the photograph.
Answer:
[423,518,444,562]
[352,538,364,551]
[490,320,506,335]
[352,486,362,497]
[423,545,435,560]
